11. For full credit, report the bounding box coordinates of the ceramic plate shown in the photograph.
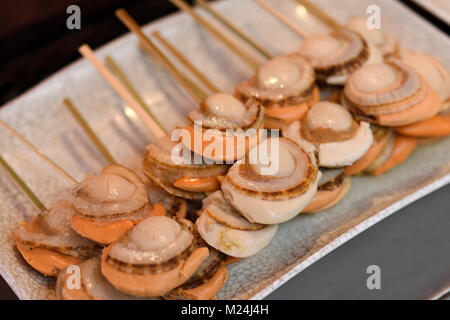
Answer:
[0,0,449,300]
[412,0,450,25]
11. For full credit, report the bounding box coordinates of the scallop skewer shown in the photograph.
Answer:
[60,99,227,300]
[250,0,385,86]
[172,3,416,198]
[78,42,229,200]
[294,0,399,58]
[116,9,260,176]
[201,1,438,175]
[0,155,94,277]
[148,9,358,215]
[0,125,97,277]
[170,0,320,130]
[62,98,161,245]
[115,11,322,254]
[252,1,447,133]
[76,42,234,298]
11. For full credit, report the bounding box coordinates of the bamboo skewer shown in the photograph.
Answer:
[78,44,166,140]
[169,0,260,71]
[251,0,309,38]
[0,119,77,184]
[295,0,342,30]
[196,0,273,60]
[105,56,168,135]
[0,155,46,211]
[115,9,208,104]
[152,30,220,94]
[63,98,118,165]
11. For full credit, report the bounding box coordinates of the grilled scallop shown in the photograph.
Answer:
[342,60,441,127]
[344,125,393,175]
[302,168,351,214]
[146,182,188,219]
[395,52,450,138]
[101,216,209,297]
[346,17,399,59]
[196,191,277,258]
[182,93,265,162]
[298,29,383,85]
[143,135,229,200]
[235,54,319,129]
[284,102,373,168]
[400,53,450,112]
[57,257,145,300]
[221,137,320,224]
[67,164,152,245]
[164,245,228,300]
[14,201,96,277]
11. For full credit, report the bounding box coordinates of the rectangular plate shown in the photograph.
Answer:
[412,0,450,25]
[0,0,449,300]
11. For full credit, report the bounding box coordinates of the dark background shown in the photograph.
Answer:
[0,0,198,105]
[0,0,447,106]
[0,0,448,300]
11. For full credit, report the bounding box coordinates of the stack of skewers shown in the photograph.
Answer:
[1,0,448,300]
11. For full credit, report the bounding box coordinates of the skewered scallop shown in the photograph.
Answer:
[14,201,96,277]
[344,125,392,175]
[298,29,383,85]
[196,191,277,258]
[302,168,351,214]
[143,135,229,200]
[283,102,374,168]
[342,60,441,127]
[235,54,319,129]
[57,257,145,300]
[221,137,320,224]
[101,216,210,297]
[345,17,399,59]
[395,52,450,138]
[283,102,373,212]
[182,93,265,162]
[67,164,153,245]
[164,244,228,300]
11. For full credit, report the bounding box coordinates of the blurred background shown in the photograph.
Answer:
[0,0,197,105]
[0,0,445,106]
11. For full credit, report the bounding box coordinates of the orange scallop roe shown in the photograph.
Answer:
[344,131,390,175]
[174,176,220,192]
[152,202,166,217]
[16,244,83,277]
[309,86,321,106]
[394,114,450,138]
[374,82,441,127]
[70,216,137,246]
[101,245,209,297]
[171,265,228,300]
[372,135,417,175]
[182,124,261,162]
[265,103,309,122]
[58,271,93,300]
[225,256,241,265]
[302,178,351,214]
